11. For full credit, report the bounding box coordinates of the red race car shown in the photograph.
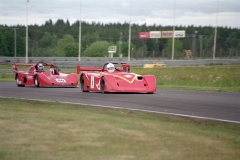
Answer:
[77,62,156,93]
[12,62,78,87]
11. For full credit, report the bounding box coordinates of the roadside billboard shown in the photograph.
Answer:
[162,31,173,38]
[150,31,161,38]
[174,30,185,38]
[139,32,150,39]
[139,30,185,39]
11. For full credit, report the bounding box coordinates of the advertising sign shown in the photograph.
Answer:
[139,30,186,39]
[162,31,173,38]
[174,30,185,38]
[139,32,150,39]
[150,31,161,38]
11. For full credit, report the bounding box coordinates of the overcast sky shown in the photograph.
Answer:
[0,0,239,28]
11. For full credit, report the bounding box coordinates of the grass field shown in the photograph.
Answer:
[0,97,240,160]
[132,65,240,92]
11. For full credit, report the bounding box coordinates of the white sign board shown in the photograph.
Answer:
[174,30,185,38]
[108,46,117,58]
[108,46,117,52]
[150,31,161,38]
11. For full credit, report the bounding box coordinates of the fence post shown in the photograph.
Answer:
[162,49,165,60]
[229,49,232,59]
[220,49,222,59]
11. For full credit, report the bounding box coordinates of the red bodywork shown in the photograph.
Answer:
[77,63,156,93]
[13,62,78,87]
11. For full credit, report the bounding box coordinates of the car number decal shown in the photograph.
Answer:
[27,75,33,79]
[56,78,66,83]
[90,76,94,88]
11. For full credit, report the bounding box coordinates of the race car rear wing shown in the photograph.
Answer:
[76,66,104,74]
[77,63,130,74]
[12,62,54,72]
[12,63,35,72]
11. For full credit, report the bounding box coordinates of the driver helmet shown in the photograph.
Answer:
[107,63,115,73]
[38,63,44,71]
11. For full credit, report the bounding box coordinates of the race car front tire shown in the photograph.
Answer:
[34,75,40,87]
[101,77,105,94]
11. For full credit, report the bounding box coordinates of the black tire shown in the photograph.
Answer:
[147,92,154,94]
[16,74,25,87]
[34,75,40,87]
[101,77,105,94]
[80,76,88,92]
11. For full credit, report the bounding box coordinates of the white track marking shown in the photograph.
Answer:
[1,96,239,124]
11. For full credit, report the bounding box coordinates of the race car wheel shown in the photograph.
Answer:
[34,75,40,87]
[101,77,105,93]
[80,76,88,92]
[16,74,25,87]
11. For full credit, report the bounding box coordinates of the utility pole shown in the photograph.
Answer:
[119,32,123,57]
[199,35,204,59]
[12,28,18,57]
[128,0,132,61]
[213,0,219,60]
[78,0,82,61]
[192,31,197,58]
[171,0,176,60]
[26,0,29,63]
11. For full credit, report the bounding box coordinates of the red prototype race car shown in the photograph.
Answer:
[77,62,156,93]
[12,62,78,87]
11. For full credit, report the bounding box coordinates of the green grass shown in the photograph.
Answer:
[132,65,240,92]
[0,73,13,82]
[1,64,240,92]
[0,97,240,160]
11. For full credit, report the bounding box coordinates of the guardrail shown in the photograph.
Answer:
[1,57,240,67]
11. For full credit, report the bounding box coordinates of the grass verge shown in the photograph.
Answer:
[0,97,240,160]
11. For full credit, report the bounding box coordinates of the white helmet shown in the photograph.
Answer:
[106,63,115,73]
[38,63,44,71]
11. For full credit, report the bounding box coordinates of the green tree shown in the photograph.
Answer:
[226,32,238,50]
[0,34,9,56]
[16,35,25,57]
[5,31,14,56]
[82,41,113,57]
[64,43,78,57]
[39,32,54,48]
[237,43,240,52]
[165,39,183,59]
[121,42,135,57]
[82,31,100,51]
[135,44,147,59]
[54,34,76,56]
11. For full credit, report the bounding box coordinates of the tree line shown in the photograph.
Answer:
[0,19,240,59]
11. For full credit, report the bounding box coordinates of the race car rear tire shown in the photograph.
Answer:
[80,76,88,92]
[16,74,25,87]
[34,75,40,87]
[101,77,105,93]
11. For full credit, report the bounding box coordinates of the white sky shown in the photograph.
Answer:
[0,0,239,28]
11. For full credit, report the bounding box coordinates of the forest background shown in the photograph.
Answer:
[0,19,240,59]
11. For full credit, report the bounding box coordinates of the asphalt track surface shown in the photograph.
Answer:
[0,82,240,123]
